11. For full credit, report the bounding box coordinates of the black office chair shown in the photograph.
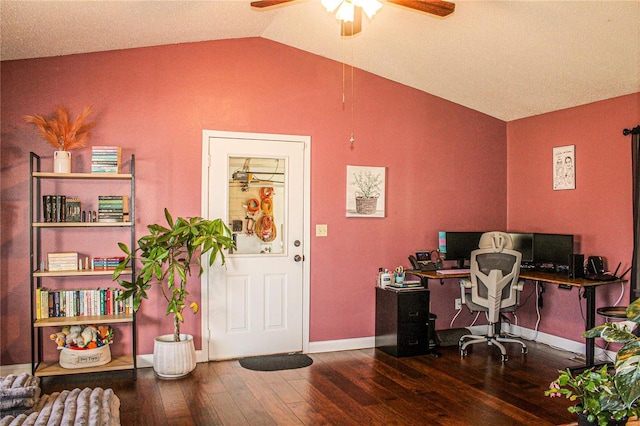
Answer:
[459,231,528,362]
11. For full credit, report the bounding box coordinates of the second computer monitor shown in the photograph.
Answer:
[533,233,574,269]
[508,232,534,263]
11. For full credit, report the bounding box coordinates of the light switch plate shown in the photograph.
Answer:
[316,224,328,237]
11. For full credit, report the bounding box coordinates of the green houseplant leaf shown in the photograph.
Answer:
[615,339,640,408]
[578,297,640,412]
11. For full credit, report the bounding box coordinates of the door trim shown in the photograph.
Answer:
[200,129,311,360]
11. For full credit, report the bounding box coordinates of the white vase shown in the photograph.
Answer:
[53,150,71,173]
[153,334,196,379]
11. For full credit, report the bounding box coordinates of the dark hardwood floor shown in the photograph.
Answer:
[40,341,583,425]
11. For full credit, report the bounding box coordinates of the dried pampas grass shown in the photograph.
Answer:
[24,106,95,151]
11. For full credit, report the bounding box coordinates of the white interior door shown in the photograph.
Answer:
[201,130,309,360]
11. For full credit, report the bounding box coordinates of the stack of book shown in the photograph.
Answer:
[35,287,133,319]
[385,280,424,291]
[42,195,67,222]
[97,195,129,222]
[92,256,126,270]
[91,146,122,173]
[47,252,79,271]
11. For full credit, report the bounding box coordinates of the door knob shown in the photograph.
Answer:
[294,255,303,262]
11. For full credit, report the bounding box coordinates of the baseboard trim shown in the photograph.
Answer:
[2,329,615,373]
[307,336,375,354]
[0,364,31,376]
[505,324,616,363]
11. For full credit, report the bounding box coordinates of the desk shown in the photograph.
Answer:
[407,269,625,367]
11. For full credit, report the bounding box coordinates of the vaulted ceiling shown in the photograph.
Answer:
[2,1,638,121]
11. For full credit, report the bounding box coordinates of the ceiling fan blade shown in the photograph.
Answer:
[386,0,455,17]
[250,0,296,8]
[341,7,362,37]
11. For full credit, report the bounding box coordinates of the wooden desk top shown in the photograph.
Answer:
[406,269,469,279]
[406,269,625,288]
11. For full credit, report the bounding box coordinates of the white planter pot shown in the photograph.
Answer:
[153,334,196,379]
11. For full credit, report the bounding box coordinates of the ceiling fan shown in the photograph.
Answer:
[250,0,455,36]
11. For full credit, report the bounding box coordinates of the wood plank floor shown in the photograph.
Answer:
[40,341,585,425]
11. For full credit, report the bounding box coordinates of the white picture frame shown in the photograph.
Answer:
[346,165,386,218]
[553,145,575,190]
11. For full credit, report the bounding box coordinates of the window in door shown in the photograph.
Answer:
[228,157,286,255]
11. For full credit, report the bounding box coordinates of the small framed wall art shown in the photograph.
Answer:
[346,165,386,217]
[553,145,575,190]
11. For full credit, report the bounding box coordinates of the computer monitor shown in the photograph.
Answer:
[439,231,483,268]
[533,233,574,269]
[509,232,534,263]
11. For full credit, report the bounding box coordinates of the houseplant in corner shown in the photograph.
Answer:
[546,297,640,426]
[113,208,235,378]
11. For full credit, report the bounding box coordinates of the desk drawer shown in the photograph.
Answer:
[398,322,428,336]
[397,333,429,357]
[398,292,429,324]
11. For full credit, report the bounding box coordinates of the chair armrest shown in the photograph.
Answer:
[460,278,472,305]
[460,278,472,289]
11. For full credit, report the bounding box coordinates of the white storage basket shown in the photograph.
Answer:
[59,345,111,369]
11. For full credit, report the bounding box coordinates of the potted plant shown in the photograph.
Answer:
[113,208,235,378]
[24,106,94,173]
[352,169,383,215]
[546,297,640,425]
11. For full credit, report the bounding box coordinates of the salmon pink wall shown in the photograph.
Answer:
[506,93,640,343]
[1,38,507,365]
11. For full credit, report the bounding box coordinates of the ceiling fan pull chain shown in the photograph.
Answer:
[350,37,355,146]
[342,28,346,110]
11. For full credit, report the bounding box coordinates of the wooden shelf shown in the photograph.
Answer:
[34,314,133,327]
[32,222,132,228]
[32,172,131,180]
[33,268,130,277]
[34,355,134,377]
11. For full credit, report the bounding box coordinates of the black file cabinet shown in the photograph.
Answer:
[375,287,430,357]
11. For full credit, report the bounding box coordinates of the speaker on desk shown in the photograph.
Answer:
[569,254,585,278]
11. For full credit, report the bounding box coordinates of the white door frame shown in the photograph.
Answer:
[200,129,311,361]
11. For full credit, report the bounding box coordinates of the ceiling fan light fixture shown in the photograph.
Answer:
[321,0,343,13]
[353,0,382,20]
[335,1,355,22]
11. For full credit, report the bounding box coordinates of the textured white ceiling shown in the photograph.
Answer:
[2,0,639,121]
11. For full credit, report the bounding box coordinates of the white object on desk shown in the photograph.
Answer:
[436,269,471,275]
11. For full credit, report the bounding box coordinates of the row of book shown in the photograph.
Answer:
[44,253,126,272]
[98,195,130,222]
[42,195,81,222]
[42,195,130,223]
[35,287,133,319]
[92,256,125,270]
[91,146,122,174]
